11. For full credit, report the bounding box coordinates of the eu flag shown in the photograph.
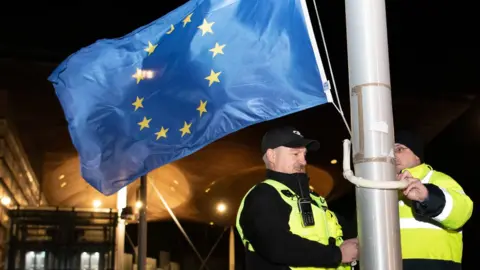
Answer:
[48,0,331,195]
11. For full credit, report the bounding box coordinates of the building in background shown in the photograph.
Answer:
[7,207,117,270]
[0,91,46,269]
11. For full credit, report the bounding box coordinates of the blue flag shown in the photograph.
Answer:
[49,0,331,195]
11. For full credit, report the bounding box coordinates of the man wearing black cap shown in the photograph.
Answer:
[395,131,473,270]
[235,126,358,270]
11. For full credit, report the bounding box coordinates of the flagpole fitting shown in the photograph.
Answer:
[342,139,408,189]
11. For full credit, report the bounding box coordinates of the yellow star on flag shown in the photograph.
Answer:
[144,41,157,55]
[167,24,175,34]
[179,121,192,137]
[138,117,152,130]
[205,70,221,87]
[155,127,169,140]
[197,100,207,117]
[132,68,144,84]
[198,19,214,36]
[209,43,225,58]
[132,96,144,111]
[183,13,193,27]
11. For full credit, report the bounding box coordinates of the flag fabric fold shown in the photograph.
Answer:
[49,0,330,195]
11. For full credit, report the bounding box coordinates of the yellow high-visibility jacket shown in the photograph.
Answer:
[236,179,351,270]
[399,163,473,270]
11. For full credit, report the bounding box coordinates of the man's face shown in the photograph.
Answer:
[269,146,307,174]
[394,143,420,173]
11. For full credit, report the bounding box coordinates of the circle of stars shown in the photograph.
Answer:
[131,12,226,142]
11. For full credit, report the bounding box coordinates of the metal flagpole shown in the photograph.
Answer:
[115,187,127,270]
[228,226,235,270]
[344,0,403,269]
[137,175,148,270]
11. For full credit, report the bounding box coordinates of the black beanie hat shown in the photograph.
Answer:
[395,130,424,161]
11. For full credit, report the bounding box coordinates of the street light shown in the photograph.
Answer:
[216,202,227,214]
[93,199,102,208]
[1,197,11,206]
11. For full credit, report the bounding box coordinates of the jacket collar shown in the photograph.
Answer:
[402,163,433,180]
[266,169,311,198]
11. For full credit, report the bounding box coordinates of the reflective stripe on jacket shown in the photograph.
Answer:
[399,163,473,266]
[236,179,350,270]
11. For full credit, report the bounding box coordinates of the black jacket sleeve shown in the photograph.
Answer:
[239,183,343,268]
[413,184,446,218]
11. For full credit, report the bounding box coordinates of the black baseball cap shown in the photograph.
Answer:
[261,126,320,155]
